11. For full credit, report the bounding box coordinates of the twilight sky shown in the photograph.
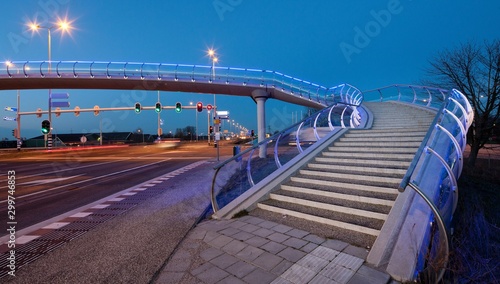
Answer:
[1,0,499,139]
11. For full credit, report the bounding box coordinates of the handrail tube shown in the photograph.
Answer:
[407,182,449,283]
[448,97,468,130]
[399,100,448,192]
[443,109,467,151]
[40,61,46,78]
[246,148,257,187]
[435,124,464,177]
[424,146,459,214]
[274,133,283,168]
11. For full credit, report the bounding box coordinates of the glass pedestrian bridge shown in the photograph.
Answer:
[1,60,361,109]
[1,60,473,282]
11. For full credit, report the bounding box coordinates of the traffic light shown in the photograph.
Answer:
[93,105,100,116]
[74,106,80,117]
[175,102,182,113]
[41,120,50,134]
[11,130,15,137]
[209,125,213,133]
[196,102,203,112]
[155,102,162,113]
[251,129,255,137]
[135,102,141,114]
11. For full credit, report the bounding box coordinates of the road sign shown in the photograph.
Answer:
[207,104,213,111]
[51,101,70,108]
[3,116,16,121]
[50,93,69,99]
[80,136,87,143]
[4,106,17,112]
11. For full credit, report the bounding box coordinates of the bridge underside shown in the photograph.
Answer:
[0,76,326,109]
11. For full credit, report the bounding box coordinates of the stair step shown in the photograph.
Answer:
[327,146,417,154]
[332,141,422,148]
[322,151,415,161]
[344,131,428,138]
[339,136,423,142]
[315,157,411,169]
[307,163,407,176]
[289,177,399,196]
[257,203,381,237]
[299,169,402,186]
[280,185,395,207]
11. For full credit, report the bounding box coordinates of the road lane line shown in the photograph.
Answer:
[0,159,171,203]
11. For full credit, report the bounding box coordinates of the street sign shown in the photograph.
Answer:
[51,101,70,108]
[4,107,17,112]
[3,116,16,121]
[50,93,69,99]
[80,136,87,143]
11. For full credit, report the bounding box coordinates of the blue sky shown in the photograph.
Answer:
[1,0,499,139]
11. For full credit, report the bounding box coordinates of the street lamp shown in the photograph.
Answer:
[28,18,73,149]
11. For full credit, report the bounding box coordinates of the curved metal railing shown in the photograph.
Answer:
[364,85,473,282]
[210,85,363,215]
[2,60,363,106]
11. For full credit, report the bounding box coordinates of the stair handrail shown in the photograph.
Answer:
[363,86,473,282]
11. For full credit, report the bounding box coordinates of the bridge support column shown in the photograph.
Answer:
[252,90,270,158]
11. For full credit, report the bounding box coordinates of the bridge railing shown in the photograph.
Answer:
[209,86,363,217]
[364,85,473,282]
[3,61,362,106]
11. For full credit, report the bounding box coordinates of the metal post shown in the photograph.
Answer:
[47,28,53,150]
[207,110,211,146]
[16,89,21,151]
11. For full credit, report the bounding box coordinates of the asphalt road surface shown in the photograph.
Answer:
[0,142,234,236]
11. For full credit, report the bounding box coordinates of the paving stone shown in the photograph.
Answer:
[228,220,247,229]
[348,265,391,284]
[236,245,265,262]
[331,252,364,271]
[309,273,338,284]
[188,228,207,240]
[296,254,330,272]
[203,230,221,243]
[320,262,355,284]
[285,228,309,238]
[245,235,269,247]
[267,232,290,243]
[252,251,284,271]
[244,216,265,225]
[232,231,255,241]
[254,227,275,238]
[272,224,293,233]
[164,257,191,272]
[200,247,224,261]
[242,267,277,284]
[209,234,234,249]
[301,242,319,253]
[259,220,280,229]
[211,253,240,269]
[270,277,294,284]
[226,260,257,278]
[222,239,248,255]
[310,246,340,261]
[303,234,326,244]
[343,245,369,260]
[277,247,307,263]
[271,259,294,275]
[195,265,230,284]
[260,240,287,254]
[240,223,261,233]
[323,239,349,252]
[191,262,216,276]
[281,263,317,283]
[282,237,308,249]
[218,275,247,284]
[219,227,241,237]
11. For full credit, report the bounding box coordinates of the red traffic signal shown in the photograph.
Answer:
[206,104,213,111]
[196,102,203,112]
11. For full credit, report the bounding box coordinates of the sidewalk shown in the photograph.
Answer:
[154,215,393,284]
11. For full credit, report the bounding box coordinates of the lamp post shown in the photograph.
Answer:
[29,18,73,149]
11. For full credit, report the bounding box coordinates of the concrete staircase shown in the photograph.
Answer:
[250,102,436,248]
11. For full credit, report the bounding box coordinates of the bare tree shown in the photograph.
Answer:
[426,40,500,167]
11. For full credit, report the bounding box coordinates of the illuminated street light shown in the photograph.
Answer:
[27,17,74,149]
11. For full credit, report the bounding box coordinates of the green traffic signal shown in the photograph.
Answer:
[134,102,141,114]
[155,102,162,113]
[175,102,182,113]
[41,120,50,134]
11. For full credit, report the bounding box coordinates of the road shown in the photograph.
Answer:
[0,141,235,237]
